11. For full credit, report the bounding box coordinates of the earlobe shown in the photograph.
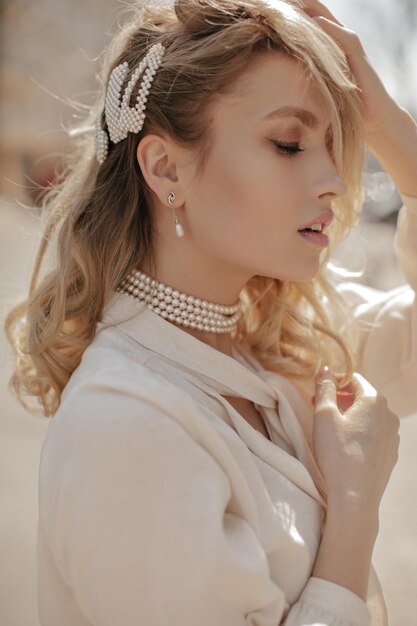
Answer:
[136,134,179,203]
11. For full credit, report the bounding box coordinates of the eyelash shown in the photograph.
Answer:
[272,141,305,158]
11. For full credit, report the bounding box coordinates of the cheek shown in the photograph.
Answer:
[187,168,263,265]
[195,146,257,227]
[186,141,308,271]
[206,141,294,219]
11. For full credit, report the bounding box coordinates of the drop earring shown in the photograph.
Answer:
[168,191,184,238]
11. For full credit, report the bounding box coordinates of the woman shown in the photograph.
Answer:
[6,0,416,624]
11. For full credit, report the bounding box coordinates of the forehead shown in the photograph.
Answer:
[217,51,332,128]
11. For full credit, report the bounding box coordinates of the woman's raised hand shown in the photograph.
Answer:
[300,0,398,134]
[301,0,417,201]
[312,367,400,513]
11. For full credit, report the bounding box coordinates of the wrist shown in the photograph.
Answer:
[366,99,412,141]
[364,101,417,197]
[314,504,378,601]
[326,496,379,539]
[366,107,416,164]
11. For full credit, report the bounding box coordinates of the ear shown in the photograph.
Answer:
[136,134,184,207]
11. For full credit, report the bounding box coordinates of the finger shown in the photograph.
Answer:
[310,393,355,409]
[314,366,338,411]
[334,378,357,396]
[348,372,378,400]
[332,372,355,386]
[308,15,364,58]
[299,0,345,28]
[311,385,356,412]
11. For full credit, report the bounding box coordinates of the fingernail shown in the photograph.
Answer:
[316,365,334,381]
[316,365,329,378]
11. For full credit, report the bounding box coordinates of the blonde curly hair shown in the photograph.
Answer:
[5,0,366,417]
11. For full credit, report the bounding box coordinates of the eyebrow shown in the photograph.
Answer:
[262,106,323,129]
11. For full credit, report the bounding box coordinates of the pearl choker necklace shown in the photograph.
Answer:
[116,268,242,333]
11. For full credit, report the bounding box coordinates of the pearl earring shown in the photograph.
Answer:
[168,191,184,238]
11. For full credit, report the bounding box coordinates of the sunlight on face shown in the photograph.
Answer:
[185,51,347,283]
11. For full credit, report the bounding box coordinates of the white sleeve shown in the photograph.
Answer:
[337,192,417,417]
[283,577,371,625]
[40,378,371,626]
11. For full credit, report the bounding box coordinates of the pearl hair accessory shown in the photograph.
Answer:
[94,42,166,164]
[168,191,184,237]
[116,269,243,333]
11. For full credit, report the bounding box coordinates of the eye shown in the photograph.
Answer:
[271,140,305,158]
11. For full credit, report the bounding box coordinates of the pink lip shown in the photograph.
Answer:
[298,210,334,231]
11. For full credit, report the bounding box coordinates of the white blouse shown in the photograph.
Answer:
[37,192,417,626]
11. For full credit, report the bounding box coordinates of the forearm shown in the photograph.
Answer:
[312,502,379,601]
[366,102,417,198]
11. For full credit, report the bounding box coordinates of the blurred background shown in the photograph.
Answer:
[0,0,416,624]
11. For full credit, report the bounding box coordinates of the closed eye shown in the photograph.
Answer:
[271,140,305,157]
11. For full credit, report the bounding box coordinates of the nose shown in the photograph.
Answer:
[312,157,347,200]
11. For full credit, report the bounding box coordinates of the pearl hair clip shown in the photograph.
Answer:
[94,42,166,164]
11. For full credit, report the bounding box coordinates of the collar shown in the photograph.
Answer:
[99,291,280,409]
[99,291,327,508]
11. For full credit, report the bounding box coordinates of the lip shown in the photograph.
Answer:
[298,230,329,248]
[298,210,334,232]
